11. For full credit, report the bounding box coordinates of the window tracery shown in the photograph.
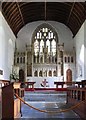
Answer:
[33,26,57,64]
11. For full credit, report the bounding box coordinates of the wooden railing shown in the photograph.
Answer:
[54,80,86,88]
[67,87,86,119]
[21,82,36,90]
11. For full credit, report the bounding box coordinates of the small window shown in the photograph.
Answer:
[20,57,22,63]
[23,57,25,63]
[17,57,19,63]
[64,57,67,63]
[71,56,73,63]
[68,56,70,63]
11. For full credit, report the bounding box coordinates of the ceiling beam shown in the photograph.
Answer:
[45,0,46,21]
[16,2,25,25]
[66,2,75,25]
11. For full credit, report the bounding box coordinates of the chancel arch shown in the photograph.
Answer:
[18,23,67,87]
[14,22,76,87]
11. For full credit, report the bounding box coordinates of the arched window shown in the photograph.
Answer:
[33,24,57,63]
[17,57,19,63]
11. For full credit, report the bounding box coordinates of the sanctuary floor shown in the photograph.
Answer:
[20,91,81,120]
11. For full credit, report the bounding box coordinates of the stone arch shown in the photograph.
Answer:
[31,23,59,44]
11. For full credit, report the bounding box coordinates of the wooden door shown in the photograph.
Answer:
[19,69,24,82]
[66,69,72,84]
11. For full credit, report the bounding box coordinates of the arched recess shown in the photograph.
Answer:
[19,69,25,82]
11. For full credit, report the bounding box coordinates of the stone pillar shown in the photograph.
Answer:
[25,50,27,82]
[35,56,37,63]
[57,44,64,76]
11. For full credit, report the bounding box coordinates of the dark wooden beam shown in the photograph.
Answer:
[66,2,75,25]
[16,2,25,25]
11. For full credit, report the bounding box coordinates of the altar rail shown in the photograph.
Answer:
[54,80,86,88]
[21,82,36,90]
[67,87,86,119]
[0,79,10,88]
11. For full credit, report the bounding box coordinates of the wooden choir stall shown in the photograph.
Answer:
[0,80,24,119]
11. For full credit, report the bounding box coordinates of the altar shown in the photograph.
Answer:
[27,76,64,88]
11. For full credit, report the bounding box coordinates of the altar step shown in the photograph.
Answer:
[21,91,80,119]
[25,88,67,91]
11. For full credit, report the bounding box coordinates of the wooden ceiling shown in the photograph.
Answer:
[1,2,86,37]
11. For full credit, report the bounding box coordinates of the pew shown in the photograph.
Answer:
[14,82,24,98]
[0,79,10,119]
[1,82,24,119]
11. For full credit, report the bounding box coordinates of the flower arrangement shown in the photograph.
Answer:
[10,70,19,82]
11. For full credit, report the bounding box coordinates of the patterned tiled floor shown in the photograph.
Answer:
[21,91,80,119]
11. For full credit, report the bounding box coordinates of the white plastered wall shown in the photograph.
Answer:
[74,20,86,81]
[17,21,74,52]
[0,11,16,80]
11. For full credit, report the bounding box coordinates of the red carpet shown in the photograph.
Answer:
[25,88,67,91]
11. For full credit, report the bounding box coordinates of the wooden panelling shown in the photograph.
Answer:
[2,83,14,119]
[2,83,22,119]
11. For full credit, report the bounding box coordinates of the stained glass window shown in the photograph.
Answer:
[34,26,57,59]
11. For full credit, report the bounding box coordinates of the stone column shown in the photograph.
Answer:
[25,50,27,82]
[57,50,62,76]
